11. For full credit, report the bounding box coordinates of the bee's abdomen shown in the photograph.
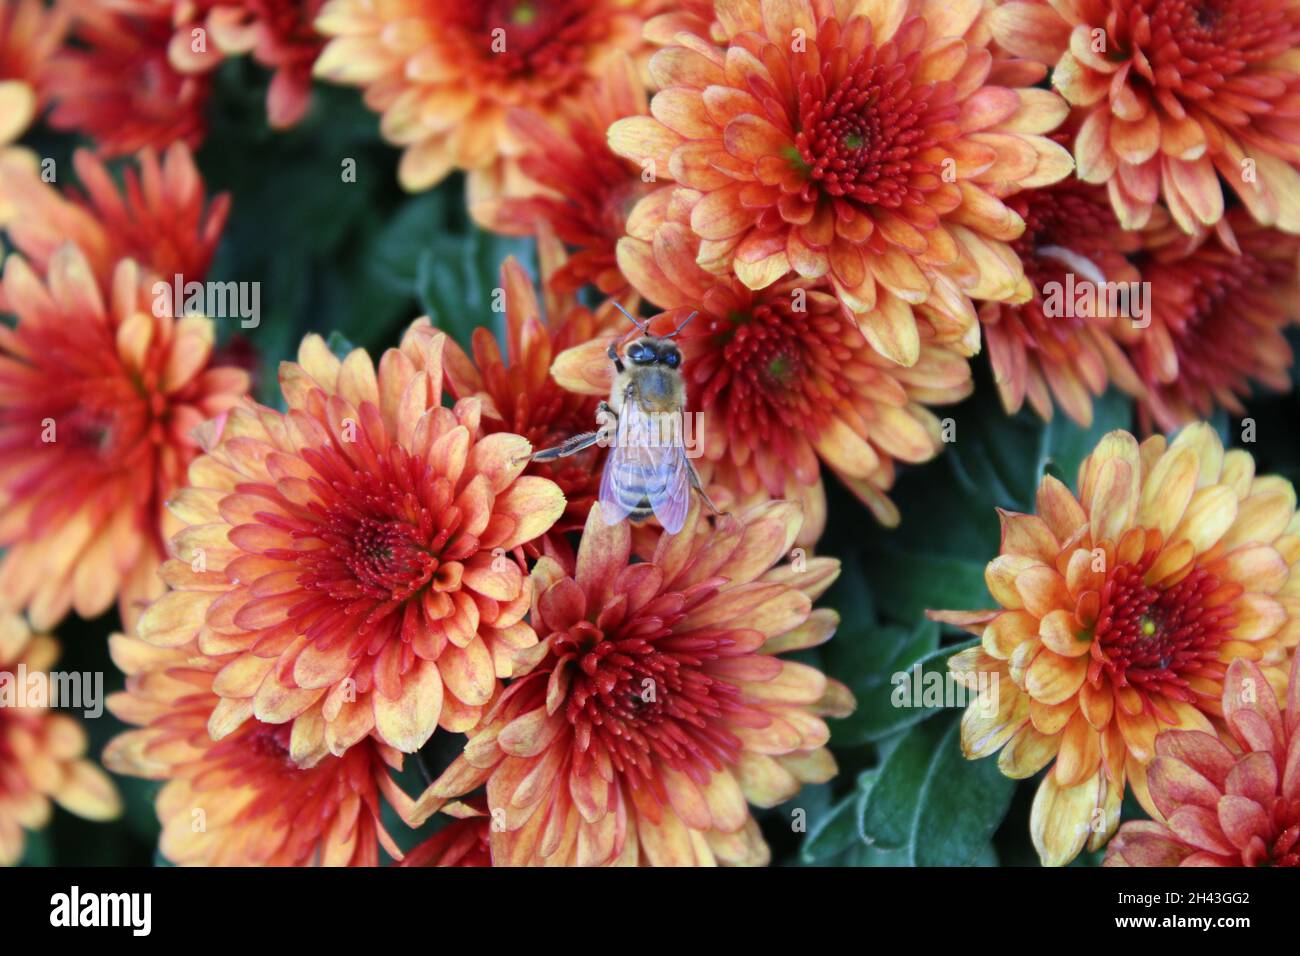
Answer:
[608,463,655,517]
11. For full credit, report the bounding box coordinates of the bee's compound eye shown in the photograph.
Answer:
[664,351,680,368]
[627,345,648,363]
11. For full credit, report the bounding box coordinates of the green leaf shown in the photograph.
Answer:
[859,716,952,849]
[859,551,989,624]
[909,719,1016,866]
[416,229,538,351]
[833,636,978,746]
[800,792,864,863]
[800,770,877,864]
[858,713,1015,865]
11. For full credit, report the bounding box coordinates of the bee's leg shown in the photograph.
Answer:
[607,341,624,373]
[518,430,605,464]
[685,458,731,519]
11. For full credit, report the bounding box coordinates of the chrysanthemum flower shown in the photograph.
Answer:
[1104,654,1299,867]
[551,217,972,531]
[931,424,1300,866]
[991,0,1300,236]
[104,633,416,865]
[410,500,854,866]
[607,0,1075,366]
[135,323,565,762]
[471,53,652,297]
[46,0,210,157]
[981,177,1145,426]
[0,143,230,294]
[0,245,248,631]
[0,0,67,148]
[1125,210,1300,433]
[156,0,326,128]
[312,0,652,198]
[442,252,614,548]
[0,613,121,865]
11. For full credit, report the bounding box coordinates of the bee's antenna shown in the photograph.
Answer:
[613,301,649,333]
[665,310,698,339]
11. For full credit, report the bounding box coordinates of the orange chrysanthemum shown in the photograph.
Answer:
[104,633,416,866]
[0,143,230,295]
[45,0,211,157]
[551,214,972,532]
[134,323,566,762]
[1124,210,1300,433]
[608,0,1075,367]
[411,500,854,867]
[442,251,617,548]
[0,246,248,631]
[931,424,1300,865]
[991,0,1300,237]
[142,0,327,128]
[471,52,652,297]
[0,613,121,865]
[981,177,1145,426]
[1105,654,1300,867]
[0,0,67,148]
[312,0,652,199]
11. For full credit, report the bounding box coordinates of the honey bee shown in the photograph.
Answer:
[523,303,726,534]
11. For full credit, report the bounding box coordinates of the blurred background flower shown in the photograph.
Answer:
[0,613,120,865]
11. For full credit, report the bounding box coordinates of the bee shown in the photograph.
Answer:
[522,303,726,534]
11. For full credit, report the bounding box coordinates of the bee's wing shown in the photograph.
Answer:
[598,401,690,534]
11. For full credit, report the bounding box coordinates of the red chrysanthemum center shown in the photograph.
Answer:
[334,516,438,601]
[1014,185,1119,300]
[551,608,746,791]
[0,334,168,526]
[691,296,850,444]
[1118,0,1300,98]
[1005,183,1123,346]
[264,439,477,639]
[441,0,606,84]
[1266,809,1300,866]
[1089,556,1237,703]
[244,0,323,54]
[1141,237,1292,401]
[48,10,210,156]
[206,718,378,836]
[792,18,957,207]
[241,721,297,770]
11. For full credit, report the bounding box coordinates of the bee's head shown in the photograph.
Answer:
[625,337,682,369]
[613,302,694,370]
